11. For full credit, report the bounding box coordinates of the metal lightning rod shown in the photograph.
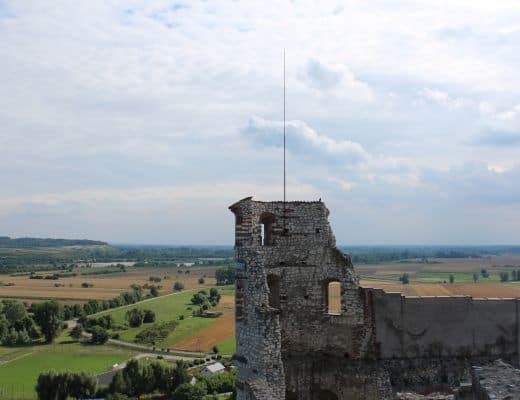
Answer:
[283,49,286,205]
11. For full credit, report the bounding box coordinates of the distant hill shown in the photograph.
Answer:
[0,236,108,248]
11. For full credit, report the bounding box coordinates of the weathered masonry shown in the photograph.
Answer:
[229,197,520,400]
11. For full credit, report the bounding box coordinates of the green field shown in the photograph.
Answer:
[0,333,136,399]
[216,336,236,355]
[96,286,234,349]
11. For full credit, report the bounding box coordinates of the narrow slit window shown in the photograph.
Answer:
[326,281,341,315]
[267,274,281,309]
[259,213,274,246]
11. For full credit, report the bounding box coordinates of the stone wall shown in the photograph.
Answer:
[229,197,519,400]
[369,289,519,360]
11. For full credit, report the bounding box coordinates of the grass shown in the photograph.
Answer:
[216,336,236,355]
[98,286,234,349]
[0,332,136,400]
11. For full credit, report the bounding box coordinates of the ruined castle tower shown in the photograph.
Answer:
[229,197,386,399]
[229,197,520,400]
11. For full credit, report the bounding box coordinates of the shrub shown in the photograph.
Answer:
[198,370,236,394]
[191,293,207,306]
[198,277,205,284]
[70,324,83,339]
[173,281,185,292]
[126,308,144,328]
[91,326,109,344]
[399,273,409,284]
[143,309,156,323]
[135,321,179,345]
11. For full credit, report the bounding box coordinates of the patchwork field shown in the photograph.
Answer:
[0,266,221,301]
[95,286,236,353]
[173,293,235,353]
[3,251,520,399]
[359,254,520,297]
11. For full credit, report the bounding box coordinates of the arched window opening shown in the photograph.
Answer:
[267,274,280,309]
[325,281,342,315]
[260,213,275,246]
[319,390,338,400]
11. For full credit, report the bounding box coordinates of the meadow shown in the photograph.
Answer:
[0,331,136,399]
[94,285,235,352]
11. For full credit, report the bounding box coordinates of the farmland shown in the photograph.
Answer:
[0,331,137,399]
[358,254,520,297]
[3,242,520,399]
[0,265,222,301]
[94,286,235,352]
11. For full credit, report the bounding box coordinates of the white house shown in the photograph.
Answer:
[201,362,226,375]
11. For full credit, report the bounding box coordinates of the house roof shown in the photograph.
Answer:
[203,362,225,373]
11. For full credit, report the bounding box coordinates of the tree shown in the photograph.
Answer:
[126,308,144,327]
[199,370,236,394]
[36,371,97,400]
[36,371,57,400]
[150,361,174,392]
[171,361,189,389]
[70,324,83,340]
[399,273,409,285]
[68,372,97,399]
[209,288,221,304]
[172,382,208,400]
[173,281,185,291]
[150,286,159,297]
[500,271,509,282]
[198,277,205,284]
[143,309,156,323]
[513,270,517,281]
[215,267,235,285]
[121,359,154,397]
[33,301,63,343]
[91,326,109,344]
[108,370,129,395]
[2,300,27,324]
[212,345,219,354]
[191,292,207,305]
[473,273,478,283]
[449,274,455,284]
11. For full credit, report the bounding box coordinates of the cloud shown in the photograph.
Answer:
[474,129,520,147]
[421,162,520,205]
[241,116,369,165]
[419,88,464,109]
[2,1,520,243]
[300,59,373,101]
[474,103,520,146]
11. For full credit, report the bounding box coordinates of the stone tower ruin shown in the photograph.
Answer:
[229,197,520,400]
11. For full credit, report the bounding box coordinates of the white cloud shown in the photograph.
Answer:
[299,59,373,101]
[419,88,464,109]
[241,116,369,165]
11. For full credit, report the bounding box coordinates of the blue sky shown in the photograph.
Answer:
[1,1,520,245]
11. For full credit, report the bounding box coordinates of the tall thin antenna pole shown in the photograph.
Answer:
[283,49,286,205]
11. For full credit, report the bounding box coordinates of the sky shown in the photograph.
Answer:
[1,1,520,245]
